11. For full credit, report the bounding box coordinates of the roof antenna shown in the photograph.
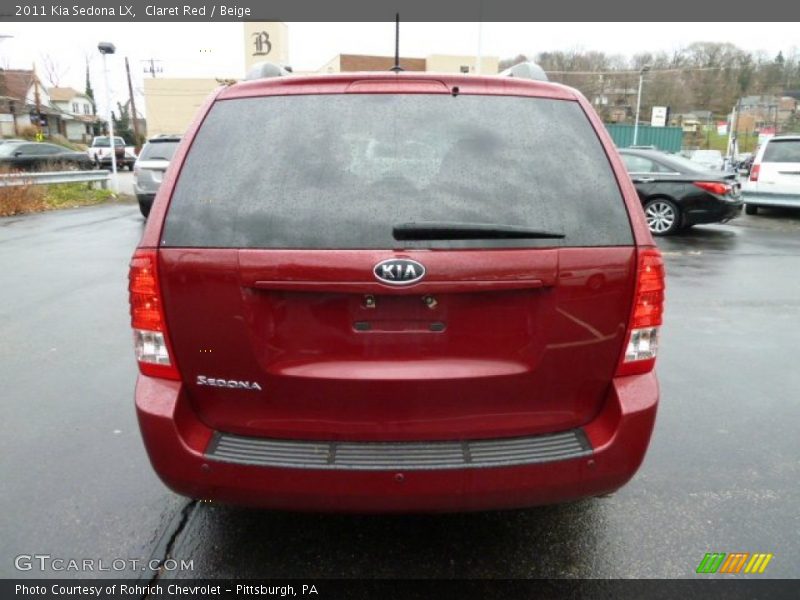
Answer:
[389,13,403,72]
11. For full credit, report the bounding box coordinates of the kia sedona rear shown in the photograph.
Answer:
[130,66,663,513]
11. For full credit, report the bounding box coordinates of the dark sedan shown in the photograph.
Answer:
[0,141,94,172]
[619,149,743,235]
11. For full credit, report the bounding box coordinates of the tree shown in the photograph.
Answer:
[84,60,96,114]
[40,54,69,87]
[112,103,134,144]
[498,54,529,72]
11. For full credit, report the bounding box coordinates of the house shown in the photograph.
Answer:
[592,87,638,123]
[47,87,100,142]
[736,95,798,130]
[0,69,64,137]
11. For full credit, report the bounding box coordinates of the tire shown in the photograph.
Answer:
[644,198,681,236]
[745,204,758,215]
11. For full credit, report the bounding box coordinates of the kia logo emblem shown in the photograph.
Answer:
[373,258,426,286]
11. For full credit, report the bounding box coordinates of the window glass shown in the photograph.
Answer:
[164,94,633,249]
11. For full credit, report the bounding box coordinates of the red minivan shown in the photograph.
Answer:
[130,64,664,512]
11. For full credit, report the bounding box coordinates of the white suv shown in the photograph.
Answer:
[743,135,800,215]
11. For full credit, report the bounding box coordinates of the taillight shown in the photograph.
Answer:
[749,164,760,182]
[693,181,730,196]
[128,249,180,380]
[616,247,665,377]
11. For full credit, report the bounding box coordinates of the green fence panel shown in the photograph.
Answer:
[605,124,684,153]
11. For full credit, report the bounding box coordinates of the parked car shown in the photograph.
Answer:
[0,141,94,171]
[133,135,181,217]
[129,63,664,513]
[689,149,725,171]
[87,136,136,170]
[619,148,743,235]
[742,135,800,215]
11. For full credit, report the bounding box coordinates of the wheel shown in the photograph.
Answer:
[745,204,758,215]
[644,198,680,236]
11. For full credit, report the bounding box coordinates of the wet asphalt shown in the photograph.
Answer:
[1,202,798,580]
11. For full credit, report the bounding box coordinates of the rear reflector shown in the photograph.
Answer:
[617,247,665,377]
[749,164,760,182]
[129,249,180,380]
[693,181,730,196]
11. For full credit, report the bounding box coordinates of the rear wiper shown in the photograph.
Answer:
[393,222,565,241]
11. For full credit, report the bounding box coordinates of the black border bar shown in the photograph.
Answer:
[1,0,800,21]
[3,579,800,600]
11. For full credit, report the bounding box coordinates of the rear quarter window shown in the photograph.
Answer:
[762,139,800,163]
[140,141,180,161]
[162,93,633,249]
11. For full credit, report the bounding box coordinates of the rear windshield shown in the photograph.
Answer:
[162,94,632,249]
[763,139,800,163]
[92,137,125,147]
[140,141,179,161]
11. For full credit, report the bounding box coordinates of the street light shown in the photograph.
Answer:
[633,65,651,146]
[98,41,118,194]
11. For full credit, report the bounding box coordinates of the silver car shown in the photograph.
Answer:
[689,149,724,171]
[133,135,181,217]
[742,135,800,214]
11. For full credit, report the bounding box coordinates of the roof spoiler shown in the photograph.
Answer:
[499,61,548,82]
[244,62,292,81]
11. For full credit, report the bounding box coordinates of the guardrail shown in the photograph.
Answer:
[0,170,110,188]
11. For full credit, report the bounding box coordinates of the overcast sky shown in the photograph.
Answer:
[1,22,797,116]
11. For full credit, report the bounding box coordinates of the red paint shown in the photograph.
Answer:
[132,71,661,511]
[135,371,657,512]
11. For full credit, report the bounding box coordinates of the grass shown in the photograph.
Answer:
[688,128,763,154]
[1,178,115,217]
[43,182,114,209]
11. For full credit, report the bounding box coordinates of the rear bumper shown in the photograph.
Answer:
[136,192,156,208]
[684,199,742,226]
[97,156,133,167]
[742,191,800,209]
[135,372,658,513]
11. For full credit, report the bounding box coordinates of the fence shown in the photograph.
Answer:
[604,124,684,153]
[0,170,110,188]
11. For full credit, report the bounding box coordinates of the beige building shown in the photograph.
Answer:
[243,22,289,72]
[319,53,498,75]
[426,54,499,75]
[143,22,288,137]
[143,78,222,137]
[142,21,500,136]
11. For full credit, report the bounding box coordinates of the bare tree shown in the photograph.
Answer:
[40,54,70,87]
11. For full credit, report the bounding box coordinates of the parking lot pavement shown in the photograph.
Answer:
[1,205,798,579]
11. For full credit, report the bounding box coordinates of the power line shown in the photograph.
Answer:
[141,58,163,78]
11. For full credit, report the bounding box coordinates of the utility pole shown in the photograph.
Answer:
[31,62,45,139]
[142,58,162,78]
[633,65,651,146]
[98,42,118,194]
[125,57,141,149]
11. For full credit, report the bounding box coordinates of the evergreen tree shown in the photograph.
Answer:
[85,61,96,114]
